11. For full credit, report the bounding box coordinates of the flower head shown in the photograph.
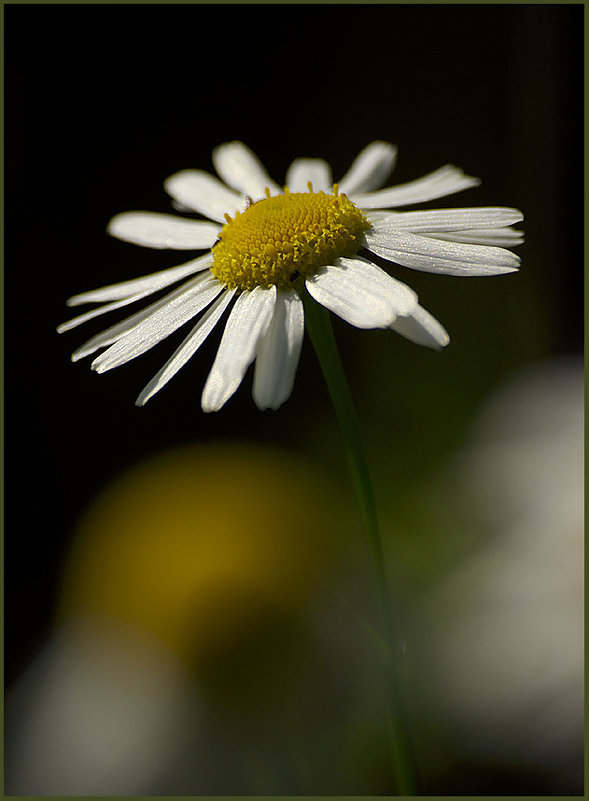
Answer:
[59,141,523,412]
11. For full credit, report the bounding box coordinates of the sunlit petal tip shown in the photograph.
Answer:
[201,394,223,414]
[428,328,451,351]
[71,349,87,363]
[502,263,520,274]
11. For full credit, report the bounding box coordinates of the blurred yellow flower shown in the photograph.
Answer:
[59,443,349,674]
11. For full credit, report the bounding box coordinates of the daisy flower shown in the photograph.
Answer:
[58,141,524,412]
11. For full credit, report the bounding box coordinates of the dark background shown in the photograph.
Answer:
[6,3,583,794]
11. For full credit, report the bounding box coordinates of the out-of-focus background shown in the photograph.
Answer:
[6,4,583,796]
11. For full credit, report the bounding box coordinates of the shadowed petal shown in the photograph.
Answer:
[391,304,450,350]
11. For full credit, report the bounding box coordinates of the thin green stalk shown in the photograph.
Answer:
[303,294,417,796]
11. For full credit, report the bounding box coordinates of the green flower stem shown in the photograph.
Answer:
[303,293,417,796]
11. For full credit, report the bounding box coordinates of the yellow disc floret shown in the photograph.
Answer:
[211,184,371,291]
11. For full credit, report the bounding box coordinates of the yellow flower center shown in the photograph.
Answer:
[211,184,371,291]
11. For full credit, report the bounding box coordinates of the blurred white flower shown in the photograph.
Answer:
[417,359,583,778]
[59,141,523,411]
[5,619,197,795]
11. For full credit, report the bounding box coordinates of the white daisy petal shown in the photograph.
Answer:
[391,304,450,350]
[135,289,236,406]
[107,212,221,250]
[253,290,304,411]
[66,254,213,307]
[352,165,481,209]
[364,230,520,276]
[367,207,524,234]
[70,274,215,361]
[285,158,333,192]
[92,275,224,373]
[338,141,398,195]
[58,294,148,334]
[201,285,277,412]
[212,141,281,200]
[306,256,418,329]
[423,228,525,247]
[164,170,245,223]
